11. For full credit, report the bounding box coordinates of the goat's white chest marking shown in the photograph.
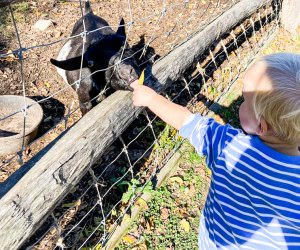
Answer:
[56,40,73,84]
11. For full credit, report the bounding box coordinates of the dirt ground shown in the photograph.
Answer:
[0,0,238,181]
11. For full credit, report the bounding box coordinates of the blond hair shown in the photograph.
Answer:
[253,53,300,144]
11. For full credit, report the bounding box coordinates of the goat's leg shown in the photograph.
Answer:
[79,100,92,115]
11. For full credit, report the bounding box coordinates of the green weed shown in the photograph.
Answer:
[0,3,30,39]
[13,2,30,12]
[186,149,202,165]
[118,179,153,204]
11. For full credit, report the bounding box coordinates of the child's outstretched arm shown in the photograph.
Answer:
[130,81,192,130]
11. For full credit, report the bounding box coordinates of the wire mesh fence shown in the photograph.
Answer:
[0,0,281,249]
[0,0,240,180]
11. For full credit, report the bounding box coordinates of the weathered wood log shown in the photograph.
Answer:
[0,0,27,7]
[281,0,300,34]
[0,0,271,249]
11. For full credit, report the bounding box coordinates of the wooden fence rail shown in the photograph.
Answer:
[0,0,271,249]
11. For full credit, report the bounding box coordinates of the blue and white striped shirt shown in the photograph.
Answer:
[179,114,300,250]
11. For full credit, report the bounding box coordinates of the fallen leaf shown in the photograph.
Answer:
[160,207,169,220]
[148,216,154,227]
[45,82,51,88]
[179,219,190,233]
[7,50,16,58]
[146,221,151,231]
[75,199,81,207]
[169,176,184,184]
[111,208,117,217]
[135,197,148,209]
[95,244,102,250]
[123,234,136,244]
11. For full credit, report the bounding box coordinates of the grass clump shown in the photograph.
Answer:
[0,2,30,41]
[117,146,209,250]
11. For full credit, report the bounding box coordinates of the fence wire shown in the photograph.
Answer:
[0,0,281,249]
[0,0,240,178]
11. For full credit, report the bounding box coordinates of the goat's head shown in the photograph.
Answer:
[105,43,140,91]
[50,13,141,115]
[50,18,140,92]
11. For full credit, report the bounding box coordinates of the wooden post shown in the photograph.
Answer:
[281,0,300,34]
[0,0,271,249]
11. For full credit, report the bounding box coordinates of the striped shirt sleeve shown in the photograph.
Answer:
[179,113,235,168]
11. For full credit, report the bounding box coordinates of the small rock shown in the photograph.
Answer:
[33,19,53,31]
[54,30,62,38]
[4,68,12,74]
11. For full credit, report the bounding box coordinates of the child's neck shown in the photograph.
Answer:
[259,135,300,156]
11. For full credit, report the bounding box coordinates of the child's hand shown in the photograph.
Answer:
[131,80,192,130]
[130,80,157,107]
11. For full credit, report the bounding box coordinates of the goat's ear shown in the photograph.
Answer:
[50,57,85,70]
[116,18,126,37]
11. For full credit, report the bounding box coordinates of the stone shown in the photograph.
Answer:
[33,19,53,31]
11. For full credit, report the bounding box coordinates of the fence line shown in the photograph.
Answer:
[0,0,240,183]
[0,0,231,173]
[0,0,193,175]
[0,0,281,249]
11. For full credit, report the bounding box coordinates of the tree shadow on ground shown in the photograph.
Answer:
[208,95,243,129]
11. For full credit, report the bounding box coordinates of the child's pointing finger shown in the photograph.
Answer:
[130,80,139,90]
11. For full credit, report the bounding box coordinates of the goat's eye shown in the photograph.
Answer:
[87,60,94,67]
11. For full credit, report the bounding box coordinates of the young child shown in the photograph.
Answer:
[130,53,300,249]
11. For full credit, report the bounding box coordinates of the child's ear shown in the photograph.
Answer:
[256,117,271,136]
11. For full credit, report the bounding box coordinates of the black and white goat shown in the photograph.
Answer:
[50,1,140,114]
